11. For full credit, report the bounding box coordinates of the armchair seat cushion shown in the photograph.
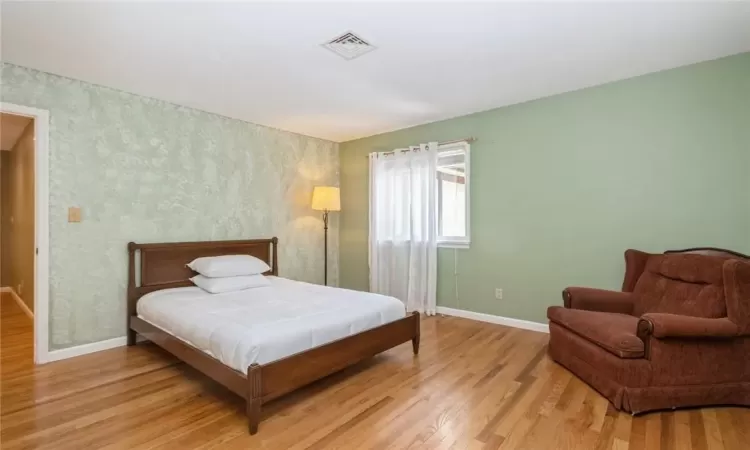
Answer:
[547,306,644,358]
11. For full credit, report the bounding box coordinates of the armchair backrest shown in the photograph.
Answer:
[724,259,750,334]
[623,247,750,292]
[632,253,731,318]
[624,248,750,330]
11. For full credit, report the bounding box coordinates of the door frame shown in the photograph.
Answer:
[1,102,50,364]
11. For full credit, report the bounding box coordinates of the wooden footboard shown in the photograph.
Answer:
[131,311,420,434]
[246,311,419,433]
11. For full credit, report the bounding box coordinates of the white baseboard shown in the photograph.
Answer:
[1,286,34,320]
[45,336,128,363]
[436,306,549,333]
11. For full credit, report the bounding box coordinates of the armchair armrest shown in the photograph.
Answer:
[562,287,634,314]
[637,313,739,339]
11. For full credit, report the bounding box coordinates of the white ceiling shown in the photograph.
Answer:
[0,113,32,151]
[2,2,749,142]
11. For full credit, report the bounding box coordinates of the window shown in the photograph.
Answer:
[437,141,470,247]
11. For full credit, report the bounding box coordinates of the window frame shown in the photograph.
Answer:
[436,141,470,248]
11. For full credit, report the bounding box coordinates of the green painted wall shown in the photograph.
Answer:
[1,63,339,349]
[339,53,750,324]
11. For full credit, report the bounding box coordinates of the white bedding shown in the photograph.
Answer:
[136,276,406,371]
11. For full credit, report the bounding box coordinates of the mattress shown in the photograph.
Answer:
[136,276,406,371]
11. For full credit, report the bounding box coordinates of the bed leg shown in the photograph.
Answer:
[127,328,137,346]
[247,363,262,435]
[412,311,421,355]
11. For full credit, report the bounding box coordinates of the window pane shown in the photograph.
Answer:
[437,150,466,239]
[440,178,465,236]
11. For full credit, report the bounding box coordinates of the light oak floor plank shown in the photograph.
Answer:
[1,294,747,449]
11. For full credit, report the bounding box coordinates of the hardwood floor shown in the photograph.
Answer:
[1,293,748,450]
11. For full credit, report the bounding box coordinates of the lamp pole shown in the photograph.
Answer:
[323,209,329,285]
[312,186,339,286]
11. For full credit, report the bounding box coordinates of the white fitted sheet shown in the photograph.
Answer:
[136,276,406,371]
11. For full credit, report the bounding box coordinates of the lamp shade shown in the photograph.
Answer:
[311,186,341,212]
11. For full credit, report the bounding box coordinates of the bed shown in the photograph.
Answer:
[126,238,420,435]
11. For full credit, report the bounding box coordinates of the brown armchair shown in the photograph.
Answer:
[547,248,750,413]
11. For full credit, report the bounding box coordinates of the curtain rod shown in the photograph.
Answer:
[366,137,476,158]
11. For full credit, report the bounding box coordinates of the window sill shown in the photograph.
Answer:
[438,241,470,249]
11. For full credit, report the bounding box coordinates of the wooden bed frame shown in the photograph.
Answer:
[126,238,420,434]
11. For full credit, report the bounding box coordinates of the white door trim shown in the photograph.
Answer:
[1,102,51,364]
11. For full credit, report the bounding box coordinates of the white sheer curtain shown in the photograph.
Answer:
[369,142,438,315]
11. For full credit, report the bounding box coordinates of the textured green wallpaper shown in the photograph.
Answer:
[1,64,339,350]
[340,53,750,324]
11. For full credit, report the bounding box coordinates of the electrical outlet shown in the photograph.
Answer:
[17,283,22,296]
[495,288,503,300]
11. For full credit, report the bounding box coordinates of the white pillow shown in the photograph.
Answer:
[190,274,271,294]
[187,254,271,278]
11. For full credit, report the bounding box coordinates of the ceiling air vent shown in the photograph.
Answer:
[322,31,376,60]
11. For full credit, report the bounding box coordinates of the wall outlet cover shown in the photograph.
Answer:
[495,288,503,300]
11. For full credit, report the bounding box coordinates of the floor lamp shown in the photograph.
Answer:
[311,186,340,285]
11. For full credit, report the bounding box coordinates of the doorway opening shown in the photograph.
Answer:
[1,112,35,370]
[0,102,49,365]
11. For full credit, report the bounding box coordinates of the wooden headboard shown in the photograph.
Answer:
[127,238,278,318]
